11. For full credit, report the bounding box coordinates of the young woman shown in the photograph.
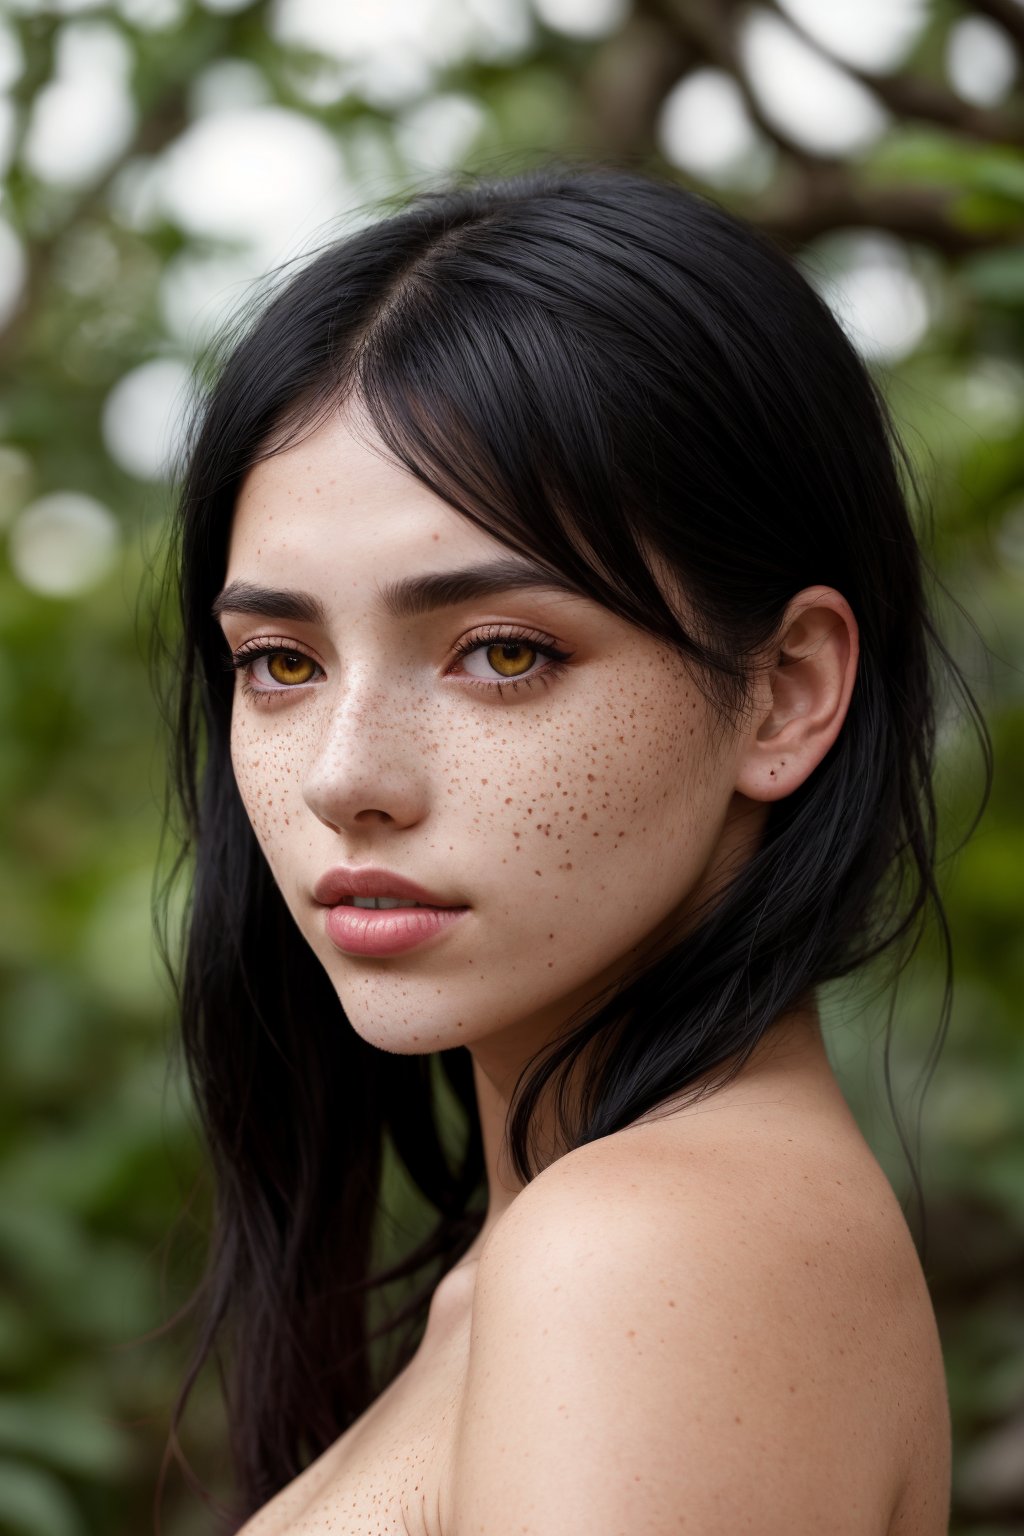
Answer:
[155,162,984,1535]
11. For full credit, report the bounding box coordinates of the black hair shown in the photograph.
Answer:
[151,160,989,1529]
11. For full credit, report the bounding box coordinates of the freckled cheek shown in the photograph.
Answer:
[229,715,304,853]
[450,683,706,897]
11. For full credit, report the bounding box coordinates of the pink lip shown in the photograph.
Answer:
[313,865,463,908]
[313,866,470,958]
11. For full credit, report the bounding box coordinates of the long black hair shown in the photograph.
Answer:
[151,160,989,1528]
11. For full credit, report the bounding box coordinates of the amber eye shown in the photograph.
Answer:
[267,651,316,685]
[486,642,536,677]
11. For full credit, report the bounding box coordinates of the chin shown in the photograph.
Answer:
[321,973,472,1055]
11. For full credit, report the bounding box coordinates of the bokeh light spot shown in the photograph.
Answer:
[947,16,1018,108]
[8,493,120,597]
[657,67,775,191]
[741,9,889,156]
[101,358,192,482]
[803,233,930,363]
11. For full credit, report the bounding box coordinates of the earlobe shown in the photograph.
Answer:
[734,589,859,803]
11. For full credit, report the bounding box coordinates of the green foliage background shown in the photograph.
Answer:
[0,1,1021,1532]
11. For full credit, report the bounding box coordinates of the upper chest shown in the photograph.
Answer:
[240,1260,477,1536]
[240,1118,947,1536]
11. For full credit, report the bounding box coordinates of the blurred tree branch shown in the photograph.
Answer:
[970,0,1024,58]
[0,3,273,357]
[758,0,1024,148]
[623,0,1024,254]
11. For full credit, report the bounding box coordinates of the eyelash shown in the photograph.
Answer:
[224,626,574,706]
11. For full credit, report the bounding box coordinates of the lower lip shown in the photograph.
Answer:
[323,903,470,957]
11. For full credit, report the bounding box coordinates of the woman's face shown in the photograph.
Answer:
[216,402,761,1086]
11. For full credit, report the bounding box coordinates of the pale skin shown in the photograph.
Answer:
[216,399,952,1534]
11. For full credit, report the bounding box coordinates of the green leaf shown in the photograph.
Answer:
[0,1460,84,1536]
[963,248,1024,305]
[0,1398,132,1481]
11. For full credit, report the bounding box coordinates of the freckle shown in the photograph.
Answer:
[735,1415,742,1424]
[586,773,596,781]
[505,797,513,804]
[626,1329,636,1337]
[581,812,587,820]
[667,1299,676,1307]
[548,933,554,939]
[534,869,542,876]
[481,778,488,785]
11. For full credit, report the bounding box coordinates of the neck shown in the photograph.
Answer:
[463,1002,836,1258]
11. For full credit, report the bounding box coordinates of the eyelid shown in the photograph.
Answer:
[228,632,324,661]
[226,623,575,700]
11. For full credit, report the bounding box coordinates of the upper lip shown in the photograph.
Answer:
[313,866,466,908]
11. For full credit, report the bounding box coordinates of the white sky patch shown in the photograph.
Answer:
[101,357,192,481]
[0,217,26,330]
[803,233,930,363]
[107,154,165,232]
[741,8,889,156]
[657,67,775,191]
[157,106,347,248]
[16,0,107,12]
[0,97,17,180]
[158,247,264,349]
[394,92,487,174]
[21,21,136,187]
[8,492,120,597]
[117,0,187,27]
[774,0,927,72]
[532,0,627,39]
[0,20,25,90]
[463,0,533,60]
[188,57,272,117]
[270,0,531,108]
[946,16,1018,107]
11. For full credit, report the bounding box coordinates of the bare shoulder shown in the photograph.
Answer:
[452,1114,950,1536]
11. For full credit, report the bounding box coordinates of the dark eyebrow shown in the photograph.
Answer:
[211,581,329,626]
[377,558,582,618]
[211,559,582,626]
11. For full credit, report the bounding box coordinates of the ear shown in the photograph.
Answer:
[734,587,859,803]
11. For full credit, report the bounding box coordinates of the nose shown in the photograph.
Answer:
[301,672,430,835]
